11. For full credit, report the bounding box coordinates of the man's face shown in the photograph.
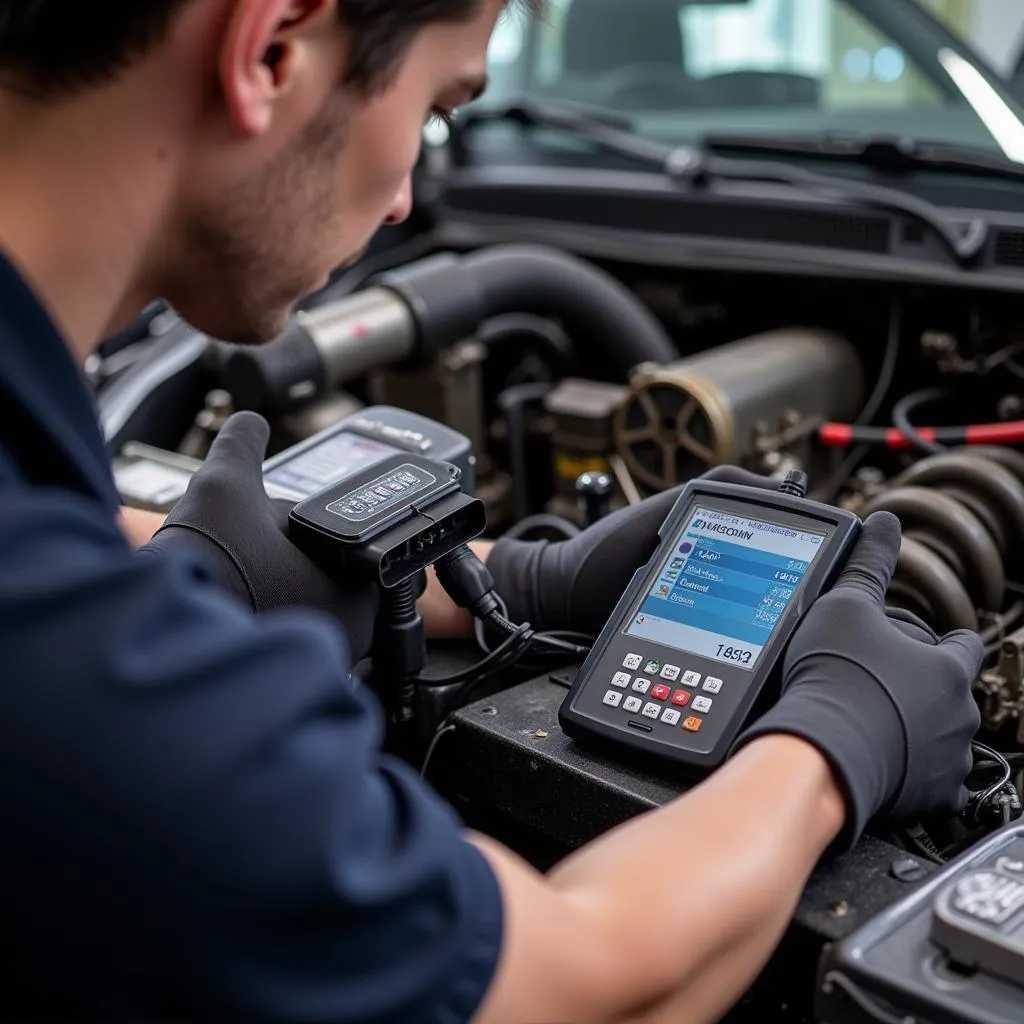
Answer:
[163,0,502,344]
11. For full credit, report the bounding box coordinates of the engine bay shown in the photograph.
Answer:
[102,233,1024,1021]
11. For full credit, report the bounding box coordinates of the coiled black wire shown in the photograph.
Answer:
[968,741,1015,824]
[891,386,948,455]
[421,606,591,711]
[419,613,593,777]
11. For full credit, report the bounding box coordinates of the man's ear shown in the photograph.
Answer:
[218,0,334,136]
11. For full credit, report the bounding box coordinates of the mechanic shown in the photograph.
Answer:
[0,2,985,1022]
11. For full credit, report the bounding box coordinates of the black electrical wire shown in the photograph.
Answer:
[982,340,1024,373]
[966,750,1024,833]
[527,632,590,655]
[485,610,589,656]
[820,972,912,1024]
[892,386,949,455]
[815,449,869,506]
[419,623,532,689]
[530,629,594,652]
[450,632,539,710]
[861,303,904,427]
[968,740,1013,824]
[477,622,591,669]
[814,301,901,504]
[547,673,575,690]
[486,610,524,639]
[420,723,457,779]
[450,638,592,713]
[899,746,1024,852]
[427,617,591,714]
[472,594,592,661]
[971,752,1024,773]
[473,592,510,655]
[428,542,591,711]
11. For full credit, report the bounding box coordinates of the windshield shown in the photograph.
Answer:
[477,0,1024,161]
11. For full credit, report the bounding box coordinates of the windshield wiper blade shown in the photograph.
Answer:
[703,131,1024,182]
[449,96,664,164]
[448,98,989,268]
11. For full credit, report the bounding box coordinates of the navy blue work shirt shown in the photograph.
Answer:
[0,252,503,1022]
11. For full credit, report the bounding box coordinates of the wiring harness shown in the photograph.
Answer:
[420,544,592,711]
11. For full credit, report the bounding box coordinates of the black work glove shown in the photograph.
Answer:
[732,511,983,852]
[141,412,380,661]
[487,467,778,636]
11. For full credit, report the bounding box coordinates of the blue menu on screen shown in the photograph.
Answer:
[626,505,825,671]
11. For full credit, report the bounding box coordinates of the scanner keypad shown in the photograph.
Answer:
[605,662,720,734]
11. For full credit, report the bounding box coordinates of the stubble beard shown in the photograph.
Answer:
[171,92,352,346]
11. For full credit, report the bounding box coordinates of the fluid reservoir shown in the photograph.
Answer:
[614,328,863,491]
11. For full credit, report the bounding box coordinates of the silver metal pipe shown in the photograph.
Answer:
[299,287,417,389]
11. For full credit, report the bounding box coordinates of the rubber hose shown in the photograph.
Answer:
[944,446,1024,558]
[967,445,1024,484]
[896,535,978,632]
[894,453,1024,557]
[477,313,574,371]
[939,487,1006,554]
[886,579,941,626]
[859,486,1004,611]
[904,528,966,590]
[462,245,678,375]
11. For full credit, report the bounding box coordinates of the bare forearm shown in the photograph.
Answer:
[421,539,494,638]
[621,921,803,1024]
[554,735,844,1019]
[565,737,843,1015]
[474,735,845,1023]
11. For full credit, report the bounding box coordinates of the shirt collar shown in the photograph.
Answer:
[0,250,121,512]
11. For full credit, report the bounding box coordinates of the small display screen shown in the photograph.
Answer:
[115,459,194,507]
[264,432,398,498]
[625,505,826,671]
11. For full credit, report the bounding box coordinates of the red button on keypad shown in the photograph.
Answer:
[650,683,671,701]
[671,689,691,707]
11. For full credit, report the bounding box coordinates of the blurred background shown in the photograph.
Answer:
[925,0,1023,78]
[469,0,1024,147]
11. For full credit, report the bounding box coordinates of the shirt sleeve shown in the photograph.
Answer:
[0,487,503,1023]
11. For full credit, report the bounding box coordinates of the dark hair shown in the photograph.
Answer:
[0,0,534,99]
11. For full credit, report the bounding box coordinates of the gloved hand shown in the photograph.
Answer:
[140,412,380,660]
[486,466,779,636]
[732,512,983,851]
